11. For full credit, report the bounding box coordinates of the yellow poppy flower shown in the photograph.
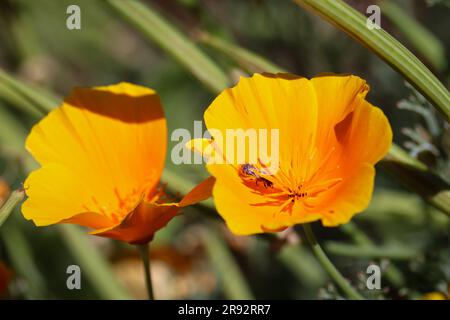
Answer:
[22,82,213,244]
[190,73,392,235]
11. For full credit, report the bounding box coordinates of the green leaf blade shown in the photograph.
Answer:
[106,0,230,94]
[294,0,450,121]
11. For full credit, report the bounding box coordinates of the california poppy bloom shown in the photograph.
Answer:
[22,83,213,244]
[189,73,392,235]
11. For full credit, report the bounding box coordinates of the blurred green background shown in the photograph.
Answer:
[0,0,448,299]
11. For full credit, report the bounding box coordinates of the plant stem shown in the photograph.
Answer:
[302,224,364,300]
[61,225,131,300]
[137,243,154,300]
[0,190,25,227]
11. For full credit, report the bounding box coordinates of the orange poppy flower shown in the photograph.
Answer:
[189,73,392,235]
[22,83,213,244]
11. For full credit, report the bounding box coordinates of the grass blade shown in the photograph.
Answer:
[106,0,229,93]
[0,82,43,118]
[202,224,254,299]
[0,190,24,227]
[294,0,450,121]
[380,1,446,71]
[324,242,418,260]
[1,222,48,299]
[0,68,58,114]
[199,32,286,74]
[278,244,326,288]
[59,225,131,300]
[383,144,450,216]
[340,222,405,287]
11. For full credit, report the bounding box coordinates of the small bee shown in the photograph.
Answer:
[240,164,273,188]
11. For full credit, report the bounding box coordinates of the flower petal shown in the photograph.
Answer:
[336,99,393,166]
[204,73,318,170]
[22,163,114,229]
[91,201,179,244]
[311,74,369,143]
[317,163,375,226]
[185,138,220,163]
[179,176,215,207]
[306,75,370,174]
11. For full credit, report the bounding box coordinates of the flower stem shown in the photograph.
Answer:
[302,224,364,300]
[137,243,154,300]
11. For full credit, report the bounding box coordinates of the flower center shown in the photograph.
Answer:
[239,148,343,217]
